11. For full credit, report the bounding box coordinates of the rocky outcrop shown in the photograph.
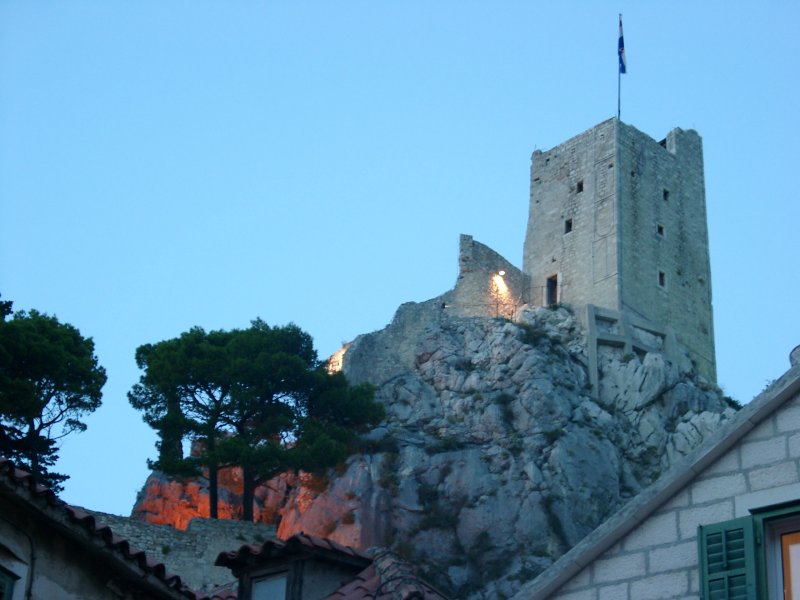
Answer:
[132,299,734,599]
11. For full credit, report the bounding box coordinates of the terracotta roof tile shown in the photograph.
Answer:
[216,532,372,568]
[0,457,214,600]
[325,550,449,600]
[215,529,448,600]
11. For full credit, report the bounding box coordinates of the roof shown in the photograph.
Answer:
[0,457,217,600]
[326,549,450,600]
[216,533,450,600]
[513,360,800,600]
[216,532,372,570]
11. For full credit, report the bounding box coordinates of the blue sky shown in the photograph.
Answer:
[1,2,798,516]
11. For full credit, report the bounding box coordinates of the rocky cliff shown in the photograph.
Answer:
[132,297,734,598]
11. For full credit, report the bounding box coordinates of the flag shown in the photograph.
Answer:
[618,16,627,74]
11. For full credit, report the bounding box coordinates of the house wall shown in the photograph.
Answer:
[539,385,800,600]
[0,499,169,600]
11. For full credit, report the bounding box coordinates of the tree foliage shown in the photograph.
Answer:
[129,319,383,521]
[0,297,107,490]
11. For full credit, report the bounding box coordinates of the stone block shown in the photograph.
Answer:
[678,501,734,539]
[629,572,689,600]
[777,402,800,433]
[560,566,592,590]
[789,432,800,458]
[747,417,776,439]
[624,511,678,551]
[556,588,598,600]
[690,473,746,504]
[593,552,646,584]
[701,448,740,477]
[648,540,697,573]
[598,582,629,600]
[741,436,788,469]
[747,462,799,491]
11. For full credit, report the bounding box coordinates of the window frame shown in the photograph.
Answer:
[753,502,800,599]
[0,567,16,600]
[698,501,800,600]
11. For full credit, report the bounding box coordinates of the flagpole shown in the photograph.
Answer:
[618,60,621,120]
[617,13,622,120]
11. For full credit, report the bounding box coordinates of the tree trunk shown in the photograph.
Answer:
[207,435,219,519]
[209,464,219,519]
[242,467,255,522]
[26,423,40,483]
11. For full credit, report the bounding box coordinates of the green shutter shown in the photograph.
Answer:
[698,516,757,600]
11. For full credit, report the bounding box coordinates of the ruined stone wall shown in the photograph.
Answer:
[450,234,529,320]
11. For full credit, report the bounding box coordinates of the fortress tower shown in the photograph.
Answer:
[523,119,716,382]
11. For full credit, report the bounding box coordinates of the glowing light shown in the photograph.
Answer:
[498,270,506,276]
[492,274,509,297]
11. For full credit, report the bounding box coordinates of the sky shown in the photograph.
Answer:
[1,2,798,517]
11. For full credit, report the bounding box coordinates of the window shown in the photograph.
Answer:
[564,219,573,234]
[252,573,287,600]
[0,569,16,600]
[663,189,670,202]
[699,503,800,599]
[576,179,584,193]
[658,271,666,288]
[657,224,664,237]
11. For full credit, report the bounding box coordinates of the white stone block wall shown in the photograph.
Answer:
[542,390,800,600]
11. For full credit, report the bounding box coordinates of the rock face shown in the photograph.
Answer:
[132,298,734,599]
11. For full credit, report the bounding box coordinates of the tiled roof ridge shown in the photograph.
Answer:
[372,548,449,599]
[216,530,373,566]
[0,456,218,600]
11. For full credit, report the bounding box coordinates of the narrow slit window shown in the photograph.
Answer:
[663,189,670,202]
[564,219,573,234]
[576,179,584,193]
[657,224,665,236]
[658,271,666,288]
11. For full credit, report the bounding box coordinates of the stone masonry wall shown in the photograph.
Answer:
[616,122,715,382]
[85,511,276,594]
[539,386,800,600]
[450,234,529,320]
[523,119,715,383]
[523,119,619,312]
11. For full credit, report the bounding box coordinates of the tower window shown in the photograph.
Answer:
[577,179,584,193]
[663,189,670,202]
[658,271,666,288]
[657,224,664,236]
[564,219,573,233]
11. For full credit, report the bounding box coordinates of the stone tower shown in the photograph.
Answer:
[523,118,716,382]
